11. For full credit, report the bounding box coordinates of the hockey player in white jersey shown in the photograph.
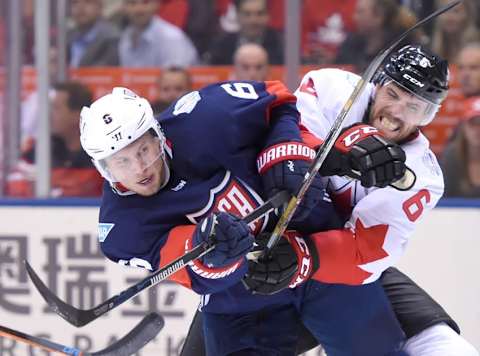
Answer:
[274,44,477,355]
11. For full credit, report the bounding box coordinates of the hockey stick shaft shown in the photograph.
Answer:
[0,312,164,356]
[25,190,290,327]
[0,325,84,355]
[264,0,462,252]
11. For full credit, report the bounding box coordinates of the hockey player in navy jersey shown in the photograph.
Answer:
[80,80,410,355]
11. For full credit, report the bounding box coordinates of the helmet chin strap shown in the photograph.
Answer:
[158,153,171,190]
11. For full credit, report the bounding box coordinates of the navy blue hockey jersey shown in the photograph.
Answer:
[98,81,335,313]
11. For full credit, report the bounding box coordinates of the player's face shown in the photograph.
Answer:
[157,72,191,104]
[125,0,158,29]
[457,47,480,97]
[370,82,435,142]
[237,0,269,39]
[234,51,269,81]
[105,132,166,196]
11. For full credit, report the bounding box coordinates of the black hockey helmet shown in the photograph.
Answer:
[375,45,449,105]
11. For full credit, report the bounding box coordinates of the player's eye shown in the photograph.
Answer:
[387,88,399,100]
[406,103,419,113]
[114,158,130,168]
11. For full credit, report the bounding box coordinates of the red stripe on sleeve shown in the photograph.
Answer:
[300,124,323,149]
[310,218,389,285]
[264,81,297,122]
[159,225,196,289]
[265,80,297,107]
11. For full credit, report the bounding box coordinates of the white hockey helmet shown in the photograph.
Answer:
[80,87,166,183]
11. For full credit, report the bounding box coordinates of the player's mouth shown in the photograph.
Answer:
[378,115,401,132]
[138,175,154,185]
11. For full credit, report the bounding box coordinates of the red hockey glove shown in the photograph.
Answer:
[242,231,319,295]
[320,124,407,188]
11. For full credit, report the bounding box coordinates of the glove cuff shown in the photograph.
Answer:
[335,124,380,153]
[186,237,244,279]
[284,231,319,288]
[257,141,315,174]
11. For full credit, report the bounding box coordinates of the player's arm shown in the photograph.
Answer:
[100,210,253,295]
[244,155,443,293]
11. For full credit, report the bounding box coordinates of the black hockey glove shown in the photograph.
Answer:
[258,141,327,222]
[193,212,254,268]
[242,232,319,295]
[320,124,407,188]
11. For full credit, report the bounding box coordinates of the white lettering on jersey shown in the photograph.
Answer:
[221,83,259,100]
[217,185,254,218]
[186,171,268,234]
[173,91,201,115]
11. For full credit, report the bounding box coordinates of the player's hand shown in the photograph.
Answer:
[320,124,407,188]
[258,142,327,222]
[242,232,319,295]
[193,212,254,268]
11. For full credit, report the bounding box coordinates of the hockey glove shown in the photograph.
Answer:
[193,212,254,268]
[242,231,319,295]
[320,124,407,188]
[258,141,326,222]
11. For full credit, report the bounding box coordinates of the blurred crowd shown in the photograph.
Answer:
[2,0,480,199]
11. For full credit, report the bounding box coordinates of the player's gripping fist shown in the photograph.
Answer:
[193,212,254,268]
[242,231,319,295]
[257,141,326,222]
[320,124,407,188]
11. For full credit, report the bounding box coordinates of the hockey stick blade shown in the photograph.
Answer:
[25,190,290,327]
[0,312,164,356]
[264,0,462,252]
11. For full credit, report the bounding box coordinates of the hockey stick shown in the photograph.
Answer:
[25,190,290,327]
[0,312,164,355]
[264,0,462,252]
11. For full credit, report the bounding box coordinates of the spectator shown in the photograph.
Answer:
[441,96,480,197]
[457,42,480,98]
[68,0,119,67]
[118,0,198,67]
[216,0,284,33]
[232,43,269,81]
[156,0,189,29]
[335,0,421,73]
[301,0,356,64]
[429,0,480,64]
[184,0,217,57]
[6,82,103,197]
[206,0,283,64]
[151,67,192,115]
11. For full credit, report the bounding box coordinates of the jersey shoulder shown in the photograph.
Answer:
[403,133,444,197]
[296,68,374,138]
[98,186,169,270]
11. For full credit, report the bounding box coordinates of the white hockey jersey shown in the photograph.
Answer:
[296,68,444,284]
